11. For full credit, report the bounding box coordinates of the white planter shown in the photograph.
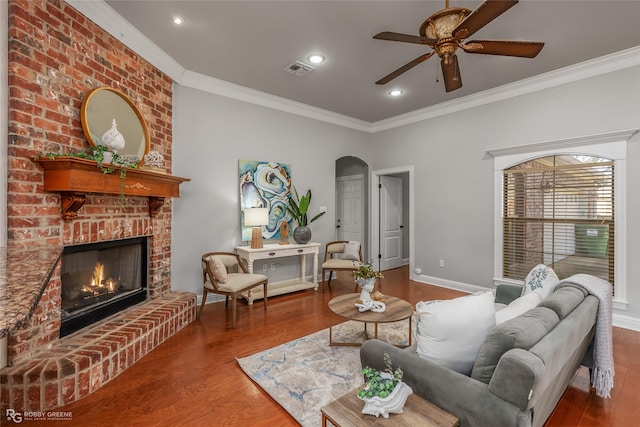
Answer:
[356,278,376,288]
[356,278,376,302]
[101,151,113,164]
[360,381,413,418]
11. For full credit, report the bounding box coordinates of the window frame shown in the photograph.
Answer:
[488,130,633,310]
[503,155,614,284]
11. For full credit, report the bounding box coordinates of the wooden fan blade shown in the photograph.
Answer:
[373,31,435,46]
[375,52,435,85]
[453,0,518,39]
[441,55,463,92]
[461,40,544,57]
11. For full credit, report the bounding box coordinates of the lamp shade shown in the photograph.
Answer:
[244,208,269,249]
[244,208,269,226]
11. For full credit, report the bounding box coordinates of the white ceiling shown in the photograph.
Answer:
[99,1,640,123]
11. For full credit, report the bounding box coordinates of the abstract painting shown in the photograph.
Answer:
[239,159,292,242]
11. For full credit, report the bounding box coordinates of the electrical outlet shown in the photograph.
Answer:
[270,263,276,270]
[439,259,445,268]
[262,264,268,272]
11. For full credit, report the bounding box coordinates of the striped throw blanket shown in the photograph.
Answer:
[558,274,614,398]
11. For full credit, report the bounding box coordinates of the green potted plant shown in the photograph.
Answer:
[351,263,384,283]
[286,186,325,244]
[358,352,413,418]
[352,263,384,299]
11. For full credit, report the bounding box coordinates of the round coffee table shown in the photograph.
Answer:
[328,293,413,348]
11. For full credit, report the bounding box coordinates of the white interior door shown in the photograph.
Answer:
[379,175,403,271]
[336,175,364,243]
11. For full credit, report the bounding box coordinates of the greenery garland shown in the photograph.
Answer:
[35,145,140,205]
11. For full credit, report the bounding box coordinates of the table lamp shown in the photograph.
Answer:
[244,208,269,249]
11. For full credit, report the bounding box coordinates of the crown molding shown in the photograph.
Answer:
[67,0,371,132]
[66,0,185,82]
[180,71,372,132]
[67,1,639,134]
[370,46,640,133]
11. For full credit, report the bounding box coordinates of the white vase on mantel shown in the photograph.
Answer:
[101,118,125,152]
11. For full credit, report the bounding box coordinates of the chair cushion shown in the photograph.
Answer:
[326,242,346,253]
[214,273,267,292]
[415,291,496,376]
[322,259,362,269]
[207,257,228,283]
[522,264,559,300]
[343,241,361,260]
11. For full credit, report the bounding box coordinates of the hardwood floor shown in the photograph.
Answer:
[21,267,638,426]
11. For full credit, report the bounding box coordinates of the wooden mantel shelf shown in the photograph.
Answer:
[34,157,191,221]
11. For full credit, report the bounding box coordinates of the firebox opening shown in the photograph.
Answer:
[60,237,148,337]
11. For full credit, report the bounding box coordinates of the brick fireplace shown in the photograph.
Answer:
[1,0,195,413]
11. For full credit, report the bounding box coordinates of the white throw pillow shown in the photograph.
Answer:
[415,291,496,376]
[522,264,559,300]
[495,292,542,325]
[342,241,361,261]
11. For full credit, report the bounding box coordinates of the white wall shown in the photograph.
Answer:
[371,66,640,321]
[169,65,640,328]
[171,85,372,296]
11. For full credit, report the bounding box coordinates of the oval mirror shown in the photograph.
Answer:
[80,87,150,164]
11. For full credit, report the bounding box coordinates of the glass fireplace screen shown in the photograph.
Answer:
[60,237,147,332]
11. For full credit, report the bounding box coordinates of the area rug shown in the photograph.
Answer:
[236,320,410,427]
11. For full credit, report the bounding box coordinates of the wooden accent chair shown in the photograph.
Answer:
[200,252,268,328]
[321,240,363,291]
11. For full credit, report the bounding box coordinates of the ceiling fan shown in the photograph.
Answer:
[373,0,544,92]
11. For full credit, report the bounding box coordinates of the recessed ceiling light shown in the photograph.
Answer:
[307,54,325,64]
[388,89,404,97]
[173,16,184,25]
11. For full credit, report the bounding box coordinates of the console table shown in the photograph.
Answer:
[235,242,321,304]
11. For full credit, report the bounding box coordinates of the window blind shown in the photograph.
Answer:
[503,155,614,285]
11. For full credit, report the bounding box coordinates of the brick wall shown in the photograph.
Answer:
[6,0,175,363]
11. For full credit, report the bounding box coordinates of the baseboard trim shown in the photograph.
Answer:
[612,313,640,332]
[411,274,492,295]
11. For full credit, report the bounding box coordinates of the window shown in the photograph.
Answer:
[503,155,614,284]
[488,130,634,310]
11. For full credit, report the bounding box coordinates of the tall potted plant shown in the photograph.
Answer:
[286,186,325,244]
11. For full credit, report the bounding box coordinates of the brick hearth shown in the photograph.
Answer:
[1,292,195,412]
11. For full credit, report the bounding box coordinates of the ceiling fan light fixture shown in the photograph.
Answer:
[372,0,543,92]
[421,8,470,39]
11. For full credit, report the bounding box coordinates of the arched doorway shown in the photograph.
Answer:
[335,156,369,261]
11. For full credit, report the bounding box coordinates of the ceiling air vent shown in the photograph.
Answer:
[284,61,315,77]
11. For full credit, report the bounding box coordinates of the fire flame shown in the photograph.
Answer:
[82,262,117,294]
[91,262,104,287]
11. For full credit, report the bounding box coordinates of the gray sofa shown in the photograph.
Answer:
[360,283,599,427]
